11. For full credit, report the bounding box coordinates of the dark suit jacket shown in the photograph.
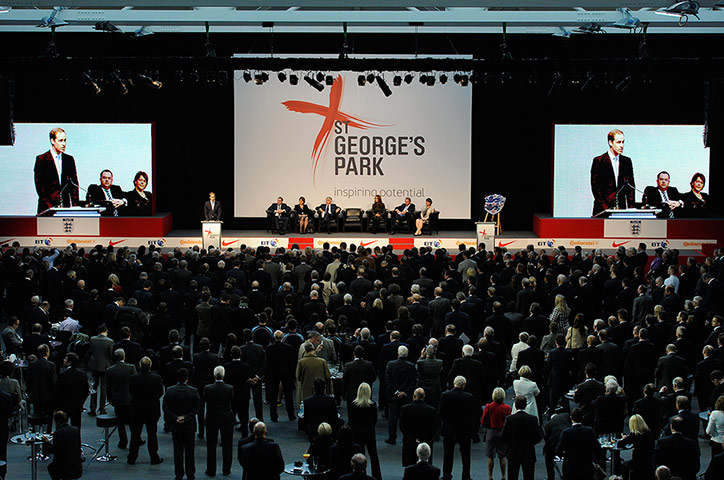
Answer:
[385,358,417,400]
[34,150,79,214]
[590,152,635,216]
[47,422,82,479]
[129,371,165,421]
[266,341,295,380]
[653,433,700,480]
[163,383,200,432]
[339,472,376,480]
[556,423,602,478]
[343,359,376,404]
[27,356,57,407]
[402,461,441,480]
[86,184,125,216]
[240,437,284,480]
[113,339,143,369]
[204,380,234,424]
[642,186,684,218]
[654,353,688,389]
[439,387,475,438]
[106,361,137,407]
[303,393,338,436]
[502,410,542,463]
[204,200,222,220]
[448,356,485,403]
[56,366,90,415]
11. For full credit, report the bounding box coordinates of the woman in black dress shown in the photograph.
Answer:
[294,196,314,233]
[370,195,386,234]
[125,170,152,215]
[682,172,710,217]
[347,383,382,480]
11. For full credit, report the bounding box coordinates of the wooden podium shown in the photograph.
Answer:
[201,221,223,250]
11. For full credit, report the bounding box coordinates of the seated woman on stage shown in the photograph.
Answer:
[414,197,435,236]
[682,172,710,217]
[370,195,385,234]
[294,196,314,234]
[124,171,152,216]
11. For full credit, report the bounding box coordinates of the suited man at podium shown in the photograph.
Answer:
[642,171,685,218]
[204,192,222,221]
[590,129,635,217]
[34,127,79,214]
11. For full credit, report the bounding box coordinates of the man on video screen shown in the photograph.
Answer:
[34,127,79,214]
[642,171,684,219]
[590,129,635,216]
[86,169,127,216]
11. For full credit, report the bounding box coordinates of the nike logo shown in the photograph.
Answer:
[359,241,377,247]
[0,238,14,245]
[108,239,126,246]
[222,239,240,247]
[611,241,629,248]
[498,241,515,247]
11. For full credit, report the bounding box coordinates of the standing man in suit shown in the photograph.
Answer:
[655,344,689,390]
[265,330,297,422]
[192,337,219,440]
[343,346,376,407]
[27,344,57,434]
[653,415,700,480]
[204,192,222,221]
[204,366,235,477]
[385,345,417,444]
[34,127,79,214]
[86,169,127,216]
[106,348,137,450]
[448,345,485,442]
[590,128,635,216]
[317,196,341,234]
[402,443,440,480]
[89,325,114,415]
[55,352,89,432]
[266,197,292,234]
[400,388,437,467]
[391,197,416,234]
[240,422,284,480]
[223,346,251,435]
[501,395,542,480]
[128,356,164,466]
[240,329,266,422]
[439,375,475,480]
[163,368,201,480]
[556,407,602,480]
[642,171,685,218]
[46,411,82,480]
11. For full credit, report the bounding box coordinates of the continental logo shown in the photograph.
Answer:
[569,240,597,246]
[65,239,95,244]
[180,240,201,246]
[456,240,476,246]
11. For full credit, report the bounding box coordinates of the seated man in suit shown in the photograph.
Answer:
[317,197,341,234]
[392,197,416,234]
[86,169,127,216]
[402,443,440,480]
[204,192,222,221]
[266,197,292,234]
[642,171,685,218]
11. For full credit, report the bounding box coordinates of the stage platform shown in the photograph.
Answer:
[0,213,721,255]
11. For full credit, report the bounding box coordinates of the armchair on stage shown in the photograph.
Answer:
[365,208,390,233]
[413,210,440,235]
[342,208,364,232]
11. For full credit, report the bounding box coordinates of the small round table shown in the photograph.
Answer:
[598,435,631,477]
[11,433,52,480]
[284,462,330,480]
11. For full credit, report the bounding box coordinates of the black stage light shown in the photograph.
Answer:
[426,75,435,86]
[358,74,366,86]
[316,72,325,82]
[206,71,217,84]
[453,74,461,84]
[419,74,427,84]
[82,71,101,95]
[109,70,128,95]
[366,73,375,84]
[94,21,121,33]
[304,75,324,92]
[393,75,402,87]
[548,71,562,97]
[460,75,469,87]
[218,70,228,86]
[254,72,269,85]
[439,74,448,84]
[325,75,334,86]
[278,72,287,82]
[289,74,298,85]
[404,74,414,84]
[138,73,162,90]
[615,74,633,93]
[376,75,392,97]
[189,70,200,84]
[243,71,252,83]
[174,70,184,83]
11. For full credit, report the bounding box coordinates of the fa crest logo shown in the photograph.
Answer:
[629,220,641,236]
[62,218,74,234]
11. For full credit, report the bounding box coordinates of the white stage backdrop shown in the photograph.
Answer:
[553,124,710,218]
[234,71,472,218]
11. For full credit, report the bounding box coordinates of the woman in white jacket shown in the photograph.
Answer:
[512,365,540,422]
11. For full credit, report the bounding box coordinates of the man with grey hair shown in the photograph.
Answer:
[402,442,440,480]
[340,453,374,480]
[385,345,416,444]
[440,375,474,480]
[203,365,234,476]
[448,343,485,442]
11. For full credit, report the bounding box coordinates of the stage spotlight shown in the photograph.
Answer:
[254,72,269,85]
[278,72,287,82]
[38,8,67,28]
[459,75,469,87]
[325,75,334,86]
[426,75,435,87]
[548,71,562,97]
[499,72,511,85]
[404,74,414,84]
[109,70,128,95]
[358,74,366,86]
[218,70,228,86]
[453,74,461,84]
[393,75,402,87]
[174,70,184,83]
[206,71,217,84]
[580,72,597,93]
[615,74,633,93]
[528,72,539,85]
[243,71,252,83]
[131,26,153,38]
[655,1,700,25]
[419,74,427,84]
[439,74,448,84]
[82,71,101,95]
[94,21,121,33]
[289,74,299,85]
[138,73,162,90]
[470,71,479,84]
[304,75,324,92]
[483,72,495,85]
[189,70,200,84]
[376,75,392,97]
[316,72,325,83]
[366,73,375,84]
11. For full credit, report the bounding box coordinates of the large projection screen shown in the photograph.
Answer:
[234,71,472,218]
[0,123,154,216]
[553,124,710,218]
